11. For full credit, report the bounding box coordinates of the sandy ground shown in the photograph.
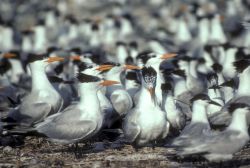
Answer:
[1,134,250,168]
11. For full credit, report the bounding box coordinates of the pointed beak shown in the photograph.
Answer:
[99,80,120,86]
[96,65,114,71]
[124,64,141,70]
[160,53,177,60]
[3,53,16,58]
[70,55,81,61]
[45,56,64,63]
[209,100,222,107]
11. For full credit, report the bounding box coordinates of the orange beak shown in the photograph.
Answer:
[96,65,114,71]
[3,53,16,58]
[70,55,81,61]
[124,65,141,70]
[45,56,64,63]
[160,53,177,59]
[99,80,119,86]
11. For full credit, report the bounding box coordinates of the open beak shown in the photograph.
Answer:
[96,65,114,71]
[99,80,119,86]
[160,53,177,60]
[209,100,222,107]
[3,53,16,58]
[45,56,64,63]
[124,64,141,70]
[70,55,81,61]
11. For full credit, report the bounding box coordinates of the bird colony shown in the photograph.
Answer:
[1,0,250,163]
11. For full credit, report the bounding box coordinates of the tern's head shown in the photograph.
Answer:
[77,73,119,90]
[141,66,157,100]
[136,51,177,66]
[78,62,101,78]
[26,53,64,68]
[190,93,221,107]
[161,82,173,94]
[96,62,140,75]
[233,59,250,74]
[228,103,250,115]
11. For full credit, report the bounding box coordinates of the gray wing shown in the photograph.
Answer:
[38,120,96,143]
[111,90,133,116]
[172,122,210,146]
[210,96,250,126]
[123,110,140,143]
[9,102,51,125]
[37,107,97,143]
[179,130,247,155]
[123,121,140,143]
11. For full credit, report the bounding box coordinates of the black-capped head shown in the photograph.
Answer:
[219,79,237,89]
[116,41,126,47]
[233,59,250,73]
[48,76,64,83]
[228,103,250,114]
[190,93,210,104]
[235,47,247,60]
[172,69,186,78]
[141,66,157,87]
[204,44,213,53]
[70,47,82,55]
[101,62,120,67]
[161,82,172,93]
[126,71,138,81]
[221,42,233,50]
[26,53,46,64]
[91,23,99,31]
[78,62,93,72]
[0,58,11,75]
[125,56,134,65]
[211,63,223,73]
[37,19,45,26]
[190,93,221,106]
[129,41,138,48]
[47,46,60,55]
[136,50,155,64]
[77,73,101,83]
[22,29,34,36]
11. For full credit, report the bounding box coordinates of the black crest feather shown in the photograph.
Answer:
[77,73,100,83]
[190,94,210,104]
[212,63,223,73]
[141,66,157,84]
[233,59,250,73]
[228,103,249,114]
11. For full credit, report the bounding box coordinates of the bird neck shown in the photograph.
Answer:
[189,61,198,78]
[227,112,248,133]
[30,62,53,91]
[173,77,187,96]
[9,59,24,76]
[198,19,209,44]
[238,67,250,95]
[117,46,128,64]
[165,92,175,109]
[78,84,100,111]
[138,86,156,107]
[191,102,208,123]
